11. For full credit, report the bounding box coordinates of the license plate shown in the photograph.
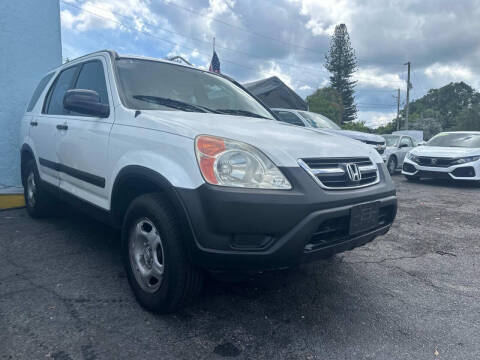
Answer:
[349,202,380,235]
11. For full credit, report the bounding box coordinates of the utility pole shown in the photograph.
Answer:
[395,88,400,131]
[404,62,411,130]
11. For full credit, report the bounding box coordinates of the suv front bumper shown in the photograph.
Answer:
[177,165,397,271]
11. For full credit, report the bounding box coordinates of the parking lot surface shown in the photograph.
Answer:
[1,176,479,359]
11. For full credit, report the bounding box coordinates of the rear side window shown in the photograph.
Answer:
[74,61,109,105]
[400,136,413,147]
[274,111,305,127]
[44,66,78,115]
[27,72,55,112]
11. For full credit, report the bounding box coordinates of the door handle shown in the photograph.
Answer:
[30,121,38,126]
[56,124,68,130]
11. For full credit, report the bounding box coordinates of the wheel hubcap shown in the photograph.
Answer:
[26,172,36,207]
[129,218,165,293]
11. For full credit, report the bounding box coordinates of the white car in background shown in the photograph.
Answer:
[381,134,416,175]
[402,131,480,183]
[272,108,387,156]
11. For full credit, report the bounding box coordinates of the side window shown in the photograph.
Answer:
[74,61,109,106]
[274,111,305,127]
[45,66,78,115]
[400,136,412,147]
[27,72,55,112]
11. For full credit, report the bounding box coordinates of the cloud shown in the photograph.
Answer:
[358,111,397,128]
[60,0,480,128]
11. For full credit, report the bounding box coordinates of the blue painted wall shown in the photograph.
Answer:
[0,0,62,188]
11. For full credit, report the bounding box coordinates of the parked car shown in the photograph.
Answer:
[20,50,397,313]
[402,131,480,182]
[381,134,416,175]
[271,108,387,155]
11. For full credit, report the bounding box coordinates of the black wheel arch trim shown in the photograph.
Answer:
[20,144,36,186]
[110,165,199,256]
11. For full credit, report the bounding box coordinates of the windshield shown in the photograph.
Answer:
[425,133,480,148]
[116,58,274,119]
[382,135,400,147]
[297,111,341,130]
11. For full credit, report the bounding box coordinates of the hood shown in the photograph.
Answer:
[133,110,383,167]
[320,129,385,143]
[411,146,480,158]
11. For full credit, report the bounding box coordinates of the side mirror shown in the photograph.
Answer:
[399,143,409,148]
[63,89,109,118]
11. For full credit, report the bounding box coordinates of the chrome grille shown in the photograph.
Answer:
[299,157,379,189]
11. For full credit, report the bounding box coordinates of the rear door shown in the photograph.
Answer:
[57,57,114,209]
[33,65,79,187]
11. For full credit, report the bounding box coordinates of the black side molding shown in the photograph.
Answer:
[39,158,106,188]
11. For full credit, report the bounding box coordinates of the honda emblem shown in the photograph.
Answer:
[345,163,362,181]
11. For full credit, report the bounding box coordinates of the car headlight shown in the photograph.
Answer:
[407,152,419,163]
[195,135,292,189]
[451,155,480,165]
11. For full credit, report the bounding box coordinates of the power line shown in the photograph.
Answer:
[60,1,406,87]
[160,0,405,65]
[63,0,404,66]
[60,1,406,91]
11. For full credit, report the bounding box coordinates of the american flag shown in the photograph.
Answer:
[209,51,221,73]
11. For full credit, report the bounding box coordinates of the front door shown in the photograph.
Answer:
[57,57,114,209]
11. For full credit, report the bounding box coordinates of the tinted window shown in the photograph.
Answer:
[298,111,340,130]
[382,135,400,147]
[74,61,109,105]
[400,136,413,147]
[45,66,78,115]
[27,73,55,112]
[274,111,305,126]
[116,58,273,119]
[426,133,480,148]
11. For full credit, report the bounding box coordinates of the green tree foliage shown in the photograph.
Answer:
[341,121,373,133]
[374,121,397,135]
[306,87,343,125]
[325,24,358,123]
[402,82,480,132]
[456,104,480,131]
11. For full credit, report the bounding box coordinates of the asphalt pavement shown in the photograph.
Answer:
[1,176,479,359]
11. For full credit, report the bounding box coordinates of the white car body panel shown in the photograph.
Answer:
[403,142,480,180]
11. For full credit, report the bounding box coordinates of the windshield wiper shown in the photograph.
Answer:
[132,95,217,113]
[214,108,269,119]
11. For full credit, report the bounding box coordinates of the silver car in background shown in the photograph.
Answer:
[381,134,416,175]
[272,108,386,155]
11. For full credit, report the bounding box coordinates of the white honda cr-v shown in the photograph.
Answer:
[20,50,397,313]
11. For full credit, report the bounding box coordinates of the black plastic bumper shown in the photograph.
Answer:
[177,165,397,271]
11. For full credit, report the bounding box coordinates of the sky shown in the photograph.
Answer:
[59,0,480,128]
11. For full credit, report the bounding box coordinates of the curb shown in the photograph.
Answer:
[0,194,25,210]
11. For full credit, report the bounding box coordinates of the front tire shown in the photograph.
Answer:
[387,156,397,175]
[122,193,203,313]
[22,159,56,218]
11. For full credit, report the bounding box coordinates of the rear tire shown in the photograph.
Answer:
[387,156,397,175]
[22,159,56,218]
[122,193,203,313]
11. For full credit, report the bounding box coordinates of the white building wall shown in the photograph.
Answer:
[0,0,62,188]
